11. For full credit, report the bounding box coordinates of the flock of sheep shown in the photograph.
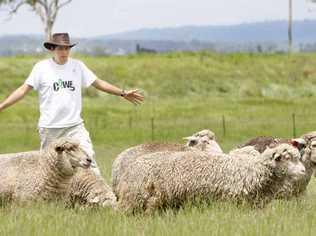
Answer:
[1,129,316,214]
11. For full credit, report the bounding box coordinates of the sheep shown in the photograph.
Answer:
[112,129,223,196]
[293,132,316,193]
[0,138,92,203]
[233,131,316,197]
[116,143,306,213]
[0,150,116,208]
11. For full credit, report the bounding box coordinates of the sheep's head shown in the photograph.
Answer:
[52,138,92,173]
[262,144,306,181]
[183,129,223,153]
[298,131,316,164]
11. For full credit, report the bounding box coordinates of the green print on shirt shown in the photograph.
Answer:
[53,79,75,92]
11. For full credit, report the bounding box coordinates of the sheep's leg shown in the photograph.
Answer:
[144,196,162,214]
[68,169,116,208]
[0,192,13,206]
[143,183,164,214]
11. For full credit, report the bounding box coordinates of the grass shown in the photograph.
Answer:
[1,52,316,235]
[1,192,316,236]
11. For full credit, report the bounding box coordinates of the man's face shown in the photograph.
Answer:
[52,46,71,64]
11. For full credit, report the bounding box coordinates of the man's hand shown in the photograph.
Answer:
[92,79,144,105]
[122,89,144,105]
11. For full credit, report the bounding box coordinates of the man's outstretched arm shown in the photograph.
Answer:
[0,84,33,112]
[92,79,144,105]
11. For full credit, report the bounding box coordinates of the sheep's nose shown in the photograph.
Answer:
[299,165,306,175]
[86,158,92,163]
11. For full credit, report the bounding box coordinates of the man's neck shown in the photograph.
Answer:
[53,57,68,65]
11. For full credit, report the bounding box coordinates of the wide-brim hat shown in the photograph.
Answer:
[43,33,77,50]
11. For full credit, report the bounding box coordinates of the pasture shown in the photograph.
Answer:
[1,52,316,235]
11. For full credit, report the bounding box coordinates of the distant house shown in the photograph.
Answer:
[136,44,157,53]
[112,48,127,56]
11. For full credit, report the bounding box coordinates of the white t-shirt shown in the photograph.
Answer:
[25,58,97,128]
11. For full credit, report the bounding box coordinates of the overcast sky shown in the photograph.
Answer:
[0,0,315,37]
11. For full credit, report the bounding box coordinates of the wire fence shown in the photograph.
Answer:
[1,112,315,145]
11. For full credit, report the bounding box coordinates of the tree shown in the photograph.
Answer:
[0,0,72,39]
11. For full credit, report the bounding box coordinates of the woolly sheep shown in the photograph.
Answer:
[0,138,92,203]
[292,132,316,194]
[234,131,316,197]
[112,129,223,196]
[0,151,116,207]
[116,143,306,213]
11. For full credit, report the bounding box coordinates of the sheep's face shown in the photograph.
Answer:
[299,131,316,163]
[183,129,223,153]
[266,144,306,181]
[54,138,92,172]
[185,136,222,153]
[309,140,316,163]
[302,139,316,164]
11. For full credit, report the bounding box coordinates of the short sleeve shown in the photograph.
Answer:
[25,64,40,91]
[79,61,97,88]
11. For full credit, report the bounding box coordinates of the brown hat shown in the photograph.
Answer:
[43,33,77,50]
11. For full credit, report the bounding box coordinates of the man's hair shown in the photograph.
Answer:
[48,45,57,51]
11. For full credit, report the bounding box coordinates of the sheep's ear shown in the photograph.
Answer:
[291,138,306,151]
[183,136,197,141]
[183,136,198,146]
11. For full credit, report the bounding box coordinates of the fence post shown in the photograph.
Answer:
[222,115,226,137]
[129,115,132,129]
[292,113,296,138]
[151,117,155,141]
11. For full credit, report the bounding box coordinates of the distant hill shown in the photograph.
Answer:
[1,20,316,55]
[98,20,316,43]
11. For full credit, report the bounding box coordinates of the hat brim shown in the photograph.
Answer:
[43,42,77,50]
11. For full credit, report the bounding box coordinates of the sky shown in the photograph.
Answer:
[0,0,316,38]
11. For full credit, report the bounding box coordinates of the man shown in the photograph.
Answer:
[0,33,144,174]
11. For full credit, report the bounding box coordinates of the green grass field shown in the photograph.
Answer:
[1,52,316,235]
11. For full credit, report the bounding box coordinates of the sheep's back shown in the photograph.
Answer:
[0,151,40,175]
[117,150,271,211]
[0,151,41,201]
[238,137,289,153]
[112,143,188,191]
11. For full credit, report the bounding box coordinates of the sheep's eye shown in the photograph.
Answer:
[285,156,291,160]
[189,140,197,146]
[55,146,63,153]
[299,144,306,149]
[273,153,282,162]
